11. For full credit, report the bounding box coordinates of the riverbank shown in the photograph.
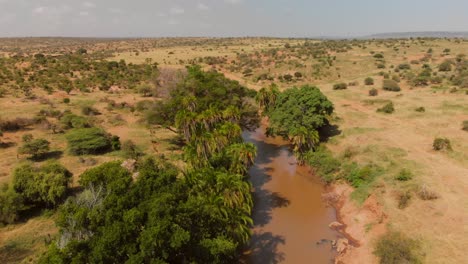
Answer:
[327,184,387,264]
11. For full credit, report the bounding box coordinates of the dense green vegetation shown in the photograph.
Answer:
[0,161,72,224]
[65,127,118,155]
[0,52,158,96]
[39,66,259,263]
[262,85,334,160]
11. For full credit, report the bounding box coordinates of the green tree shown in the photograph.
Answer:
[18,138,50,159]
[13,161,72,206]
[267,85,333,153]
[65,127,113,155]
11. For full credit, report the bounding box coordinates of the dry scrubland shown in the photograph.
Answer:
[0,37,467,263]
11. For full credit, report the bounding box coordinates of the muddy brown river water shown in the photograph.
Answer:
[243,125,340,264]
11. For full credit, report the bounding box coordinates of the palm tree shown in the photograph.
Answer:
[289,126,319,157]
[175,110,197,141]
[226,143,257,175]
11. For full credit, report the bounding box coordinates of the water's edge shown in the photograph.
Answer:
[243,124,342,264]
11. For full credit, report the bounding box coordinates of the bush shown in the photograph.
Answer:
[395,169,413,181]
[369,88,378,96]
[365,77,374,85]
[377,102,395,114]
[373,53,384,59]
[18,138,50,159]
[304,147,341,183]
[12,161,72,207]
[382,80,401,92]
[398,191,412,209]
[374,232,422,264]
[81,106,100,116]
[333,83,348,90]
[66,128,114,155]
[60,113,90,129]
[462,120,468,131]
[0,188,24,224]
[397,63,411,70]
[415,107,425,112]
[438,60,452,72]
[341,163,380,188]
[432,138,452,151]
[63,98,70,104]
[121,140,143,159]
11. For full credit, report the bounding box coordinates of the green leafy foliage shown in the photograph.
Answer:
[0,188,24,224]
[65,127,114,155]
[303,146,341,183]
[18,138,50,159]
[42,157,253,263]
[266,85,334,157]
[60,112,90,129]
[395,169,413,181]
[12,161,72,207]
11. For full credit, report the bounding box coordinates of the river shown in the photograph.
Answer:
[243,124,341,264]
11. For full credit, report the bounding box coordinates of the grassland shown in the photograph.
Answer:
[0,37,467,263]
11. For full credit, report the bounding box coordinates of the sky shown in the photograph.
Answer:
[0,0,467,38]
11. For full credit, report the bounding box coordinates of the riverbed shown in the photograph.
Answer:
[243,125,340,264]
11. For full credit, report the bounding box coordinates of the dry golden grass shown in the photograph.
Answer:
[0,37,467,263]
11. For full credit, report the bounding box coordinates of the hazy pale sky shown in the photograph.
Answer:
[0,0,467,37]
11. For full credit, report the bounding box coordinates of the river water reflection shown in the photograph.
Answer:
[243,125,340,264]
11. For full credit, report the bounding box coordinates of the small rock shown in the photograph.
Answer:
[336,238,349,254]
[329,221,344,229]
[122,159,137,172]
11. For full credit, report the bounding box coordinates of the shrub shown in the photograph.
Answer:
[418,185,439,200]
[382,80,401,92]
[395,169,413,181]
[63,98,70,104]
[18,138,50,159]
[369,88,378,96]
[398,191,412,209]
[415,107,425,112]
[65,128,114,155]
[60,113,90,129]
[391,75,400,82]
[137,84,153,97]
[438,60,452,72]
[462,120,468,131]
[81,106,100,116]
[374,232,422,264]
[12,161,72,207]
[365,77,374,85]
[432,138,452,151]
[304,147,341,183]
[333,83,348,90]
[373,53,384,59]
[397,63,411,70]
[0,189,24,224]
[377,102,395,114]
[121,140,143,159]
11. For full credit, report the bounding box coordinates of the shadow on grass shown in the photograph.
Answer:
[319,124,342,142]
[29,151,64,162]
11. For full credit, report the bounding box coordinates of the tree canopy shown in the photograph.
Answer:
[265,85,334,157]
